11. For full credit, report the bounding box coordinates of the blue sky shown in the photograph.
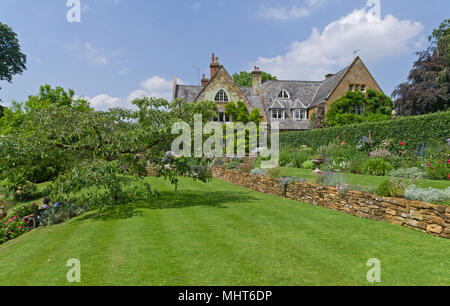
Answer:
[0,0,449,110]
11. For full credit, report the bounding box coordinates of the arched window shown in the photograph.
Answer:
[215,89,229,102]
[278,89,290,99]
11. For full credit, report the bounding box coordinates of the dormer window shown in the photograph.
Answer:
[293,109,307,120]
[215,89,229,102]
[278,89,290,99]
[271,109,285,119]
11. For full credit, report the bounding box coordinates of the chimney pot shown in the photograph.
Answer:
[252,68,262,95]
[210,53,220,79]
[201,74,209,87]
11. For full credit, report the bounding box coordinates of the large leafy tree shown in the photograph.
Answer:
[325,90,393,127]
[0,96,217,208]
[232,71,277,87]
[0,85,91,135]
[392,19,450,115]
[0,23,27,96]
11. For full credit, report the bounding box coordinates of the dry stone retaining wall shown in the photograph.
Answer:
[211,167,450,239]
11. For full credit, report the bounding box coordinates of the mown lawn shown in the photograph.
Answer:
[0,177,449,286]
[281,167,450,190]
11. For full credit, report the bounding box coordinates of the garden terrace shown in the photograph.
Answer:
[212,168,450,239]
[0,177,449,285]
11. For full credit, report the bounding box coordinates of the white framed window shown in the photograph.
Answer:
[293,109,307,120]
[361,84,366,92]
[215,89,229,102]
[277,89,290,99]
[271,109,285,119]
[349,84,354,91]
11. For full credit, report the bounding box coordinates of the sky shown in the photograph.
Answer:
[0,0,449,110]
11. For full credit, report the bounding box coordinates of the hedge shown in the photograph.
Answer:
[280,111,450,152]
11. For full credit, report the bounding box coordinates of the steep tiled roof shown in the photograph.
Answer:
[260,80,322,108]
[268,99,285,109]
[172,57,366,131]
[291,99,307,109]
[309,65,351,108]
[174,85,203,102]
[239,87,263,114]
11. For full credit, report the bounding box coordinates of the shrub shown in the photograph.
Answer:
[0,176,37,203]
[377,178,409,198]
[326,144,361,171]
[424,159,449,180]
[280,111,450,153]
[360,158,393,176]
[348,154,369,174]
[39,202,87,227]
[370,148,391,159]
[266,167,281,178]
[13,202,38,218]
[388,167,426,179]
[0,216,26,244]
[279,150,292,167]
[377,179,391,197]
[302,160,315,170]
[291,150,310,168]
[404,185,450,204]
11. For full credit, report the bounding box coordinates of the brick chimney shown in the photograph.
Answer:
[252,66,262,95]
[201,74,209,87]
[210,53,220,79]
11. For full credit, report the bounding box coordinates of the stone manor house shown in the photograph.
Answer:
[172,53,383,131]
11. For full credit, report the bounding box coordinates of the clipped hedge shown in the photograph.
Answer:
[281,111,450,151]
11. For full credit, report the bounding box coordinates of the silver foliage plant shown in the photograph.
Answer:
[404,185,450,204]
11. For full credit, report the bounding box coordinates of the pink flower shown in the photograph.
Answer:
[18,226,22,229]
[13,216,17,219]
[8,219,12,222]
[8,231,12,234]
[5,222,8,225]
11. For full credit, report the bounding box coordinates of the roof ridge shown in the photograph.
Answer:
[263,80,323,83]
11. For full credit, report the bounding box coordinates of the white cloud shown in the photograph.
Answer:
[260,6,310,20]
[88,76,185,111]
[255,8,423,80]
[259,0,326,20]
[89,94,122,110]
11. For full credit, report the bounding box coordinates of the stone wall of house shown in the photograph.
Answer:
[308,57,384,118]
[325,58,383,112]
[196,67,254,113]
[211,167,450,239]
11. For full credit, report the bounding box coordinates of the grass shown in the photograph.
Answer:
[0,177,449,286]
[280,167,450,190]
